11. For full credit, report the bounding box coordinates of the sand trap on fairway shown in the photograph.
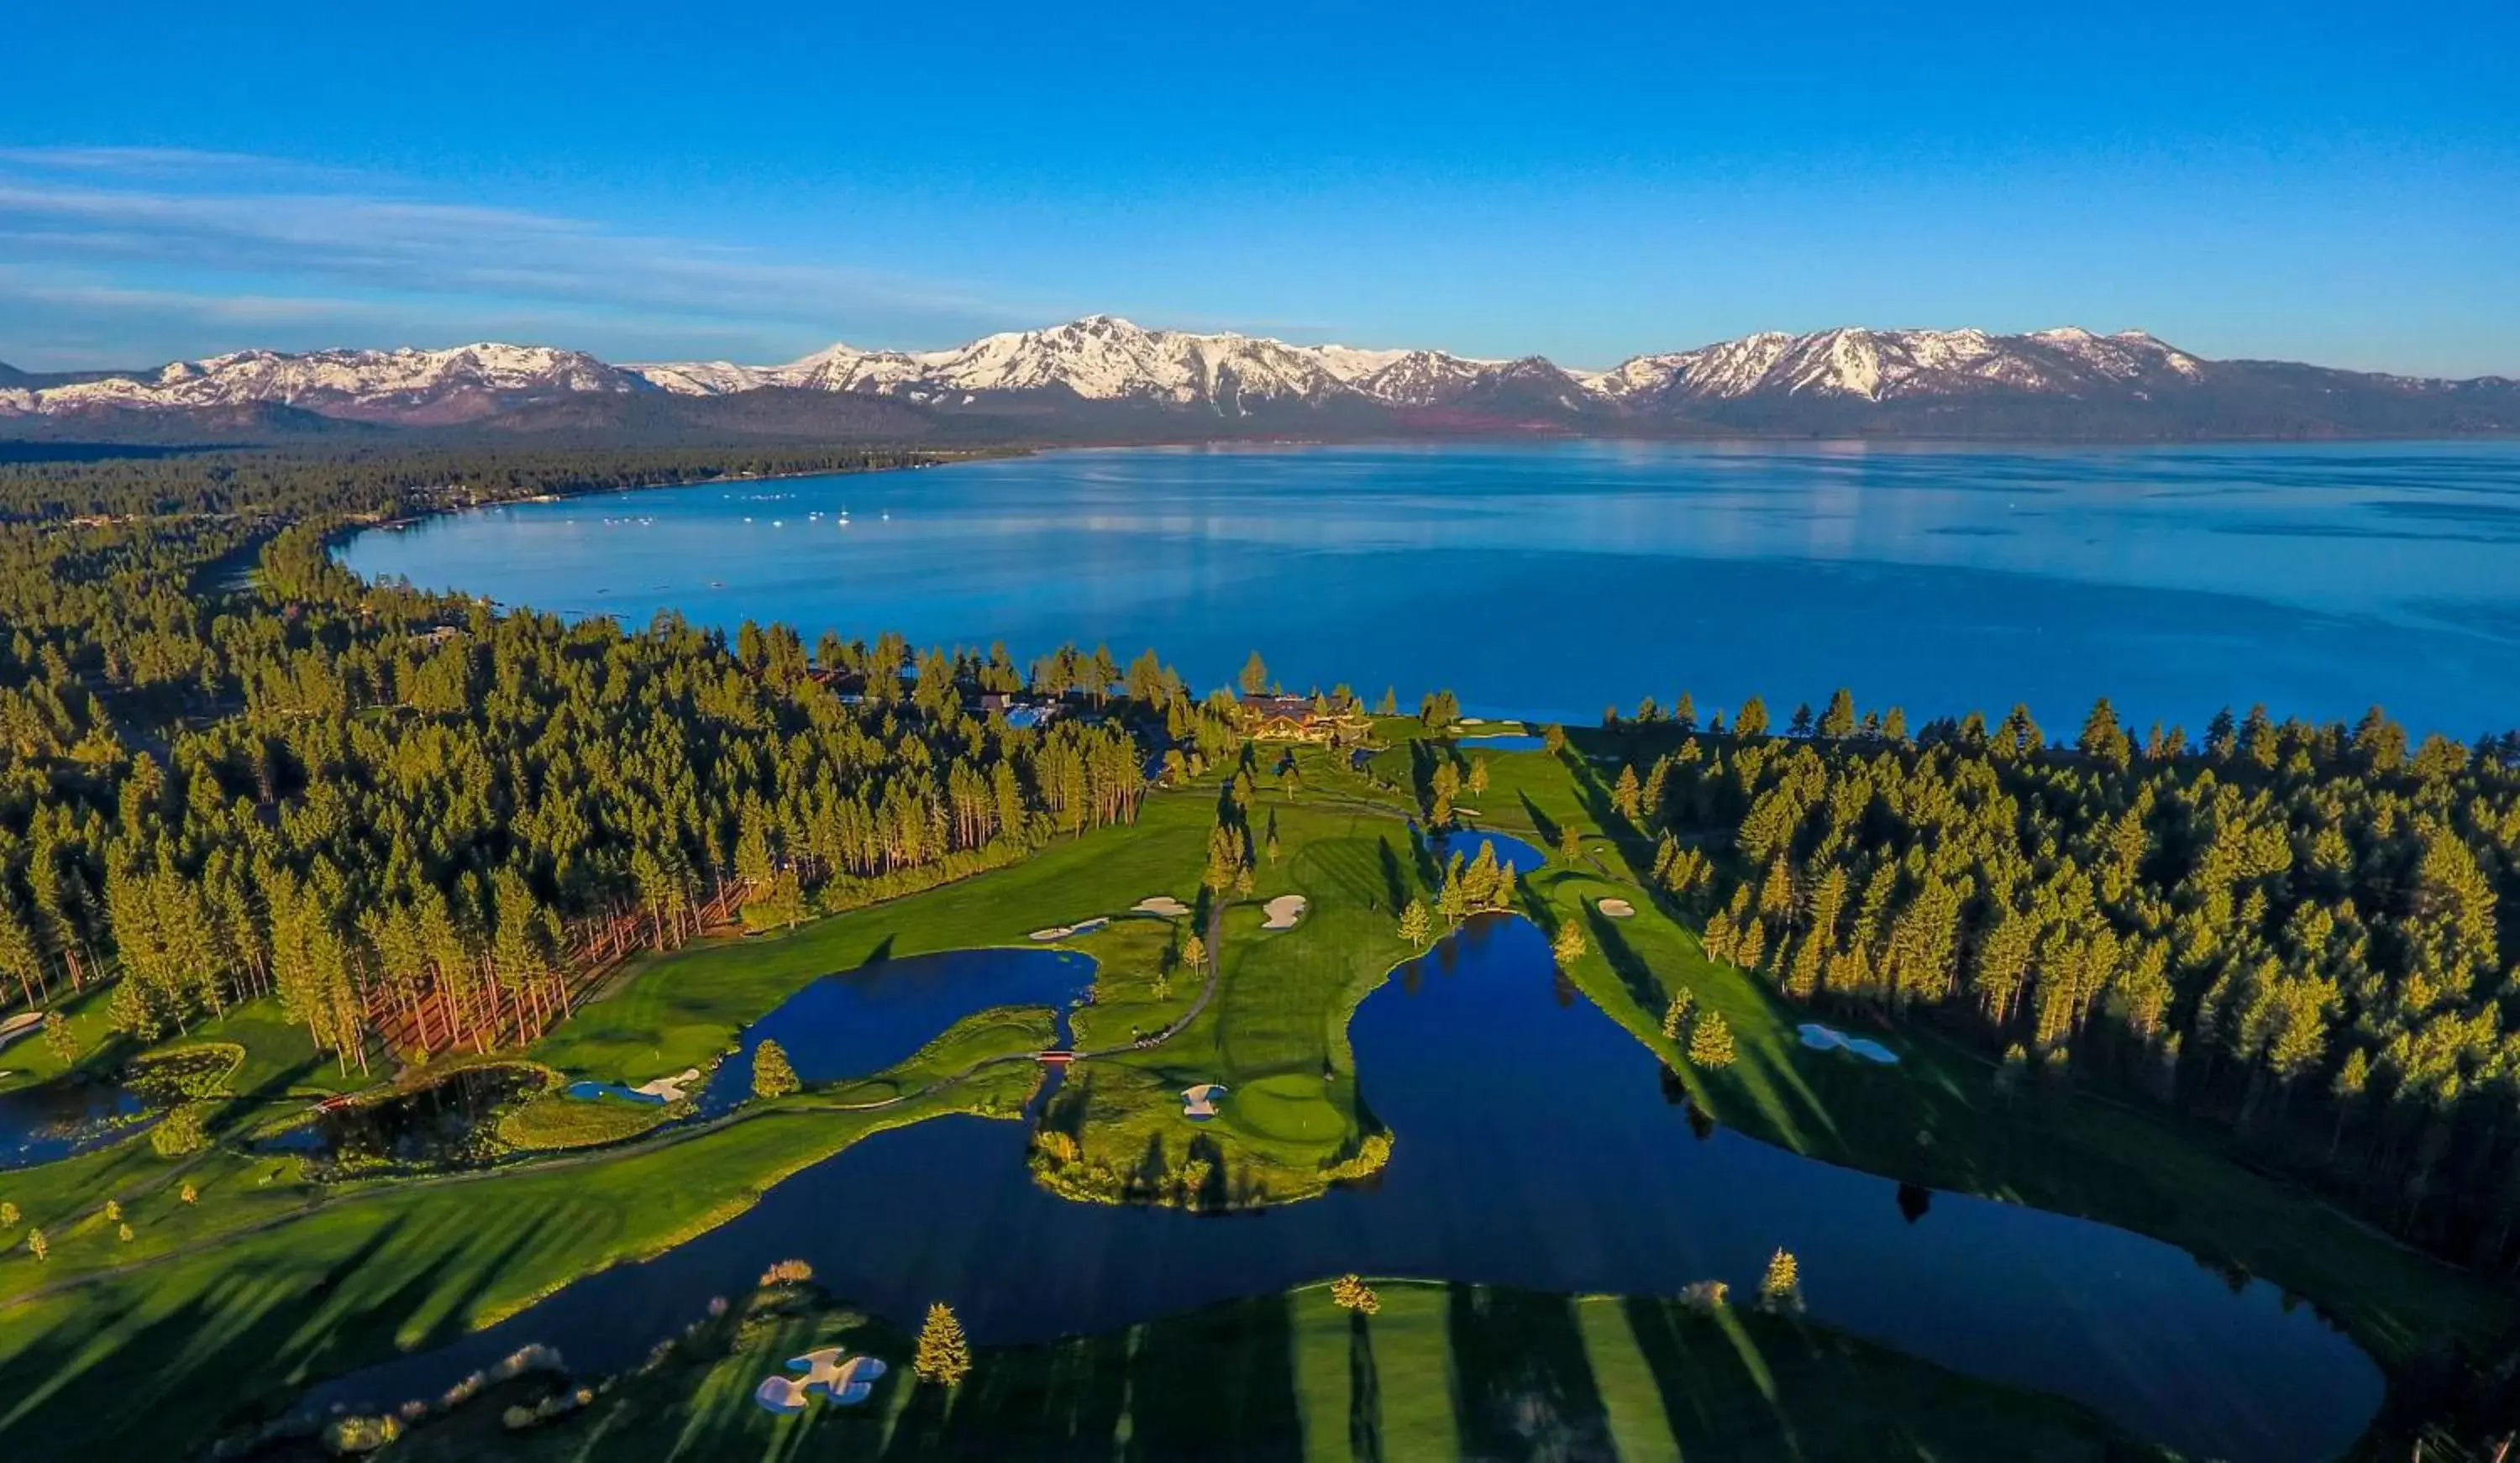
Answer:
[0,1011,41,1053]
[1029,917,1109,941]
[757,1349,887,1413]
[1134,895,1191,917]
[1597,898,1635,919]
[1799,1022,1900,1064]
[1260,895,1309,931]
[632,1067,701,1102]
[1182,1083,1227,1120]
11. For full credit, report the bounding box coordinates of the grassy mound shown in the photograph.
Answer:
[496,1094,671,1152]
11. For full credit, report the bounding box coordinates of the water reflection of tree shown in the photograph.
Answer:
[1897,1181,1932,1224]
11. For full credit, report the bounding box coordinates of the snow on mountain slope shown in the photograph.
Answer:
[14,317,2489,438]
[6,343,646,424]
[1591,326,2208,404]
[628,317,1508,413]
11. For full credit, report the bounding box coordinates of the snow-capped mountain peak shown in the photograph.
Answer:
[10,317,2500,438]
[7,343,648,424]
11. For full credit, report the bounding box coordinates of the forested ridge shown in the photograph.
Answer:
[0,447,1227,1070]
[1594,690,2520,1274]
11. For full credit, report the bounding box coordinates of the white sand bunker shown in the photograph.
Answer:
[1260,895,1309,931]
[0,1011,41,1053]
[1799,1022,1900,1065]
[756,1348,886,1414]
[1134,895,1191,918]
[631,1067,701,1102]
[1029,917,1109,941]
[1182,1083,1227,1120]
[1597,898,1636,919]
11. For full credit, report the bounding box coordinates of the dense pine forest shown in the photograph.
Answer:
[0,447,1226,1072]
[1588,690,2520,1275]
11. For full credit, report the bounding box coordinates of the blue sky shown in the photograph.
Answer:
[3,1,2514,374]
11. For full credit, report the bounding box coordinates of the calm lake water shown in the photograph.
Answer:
[339,439,2520,737]
[0,1074,147,1172]
[303,918,2378,1460]
[695,946,1093,1117]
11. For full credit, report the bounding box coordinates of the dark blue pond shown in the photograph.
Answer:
[696,947,1094,1117]
[0,1076,148,1172]
[300,917,2378,1460]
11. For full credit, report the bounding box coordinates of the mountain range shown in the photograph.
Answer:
[5,316,2515,443]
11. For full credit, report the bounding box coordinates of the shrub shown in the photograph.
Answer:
[1330,1274,1381,1314]
[150,1104,211,1158]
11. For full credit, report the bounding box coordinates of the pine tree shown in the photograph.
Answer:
[915,1301,973,1385]
[41,1011,76,1067]
[1239,651,1270,697]
[1552,920,1586,967]
[1761,1248,1802,1310]
[0,1201,17,1228]
[1688,1010,1736,1068]
[1397,899,1431,946]
[751,1038,800,1100]
[26,1228,45,1261]
[1819,688,1856,740]
[1662,989,1694,1041]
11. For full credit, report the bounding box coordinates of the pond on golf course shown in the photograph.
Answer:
[0,1075,149,1172]
[298,917,2381,1461]
[693,946,1095,1117]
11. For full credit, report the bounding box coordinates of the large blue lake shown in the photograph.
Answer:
[340,439,2520,737]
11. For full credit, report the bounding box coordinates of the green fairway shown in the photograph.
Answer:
[0,732,2510,1460]
[365,1278,2164,1463]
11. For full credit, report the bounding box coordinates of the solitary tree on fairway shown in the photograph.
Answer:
[25,1228,45,1262]
[1398,899,1431,946]
[752,1039,799,1101]
[916,1301,973,1385]
[0,1201,16,1228]
[1331,1274,1382,1314]
[1761,1248,1802,1311]
[1552,920,1586,967]
[41,1012,76,1066]
[1688,1010,1736,1068]
[1662,989,1694,1041]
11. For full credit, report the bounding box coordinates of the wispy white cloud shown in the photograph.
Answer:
[0,149,1049,368]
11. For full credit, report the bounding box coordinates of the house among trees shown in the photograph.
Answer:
[977,690,1060,727]
[1236,693,1368,744]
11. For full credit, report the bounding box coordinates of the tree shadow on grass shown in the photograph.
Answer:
[1444,1282,1614,1462]
[1583,905,1669,1022]
[1374,836,1409,912]
[0,1212,544,1460]
[1516,793,1562,852]
[1347,1310,1383,1463]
